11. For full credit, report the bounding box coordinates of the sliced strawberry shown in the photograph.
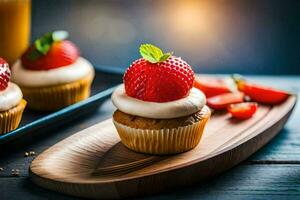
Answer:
[194,76,231,97]
[207,92,244,110]
[0,57,11,91]
[228,102,258,120]
[124,44,195,102]
[232,75,289,105]
[237,80,289,105]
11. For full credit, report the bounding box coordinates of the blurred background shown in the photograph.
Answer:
[6,0,300,74]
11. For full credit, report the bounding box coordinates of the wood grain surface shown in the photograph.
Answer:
[29,95,296,199]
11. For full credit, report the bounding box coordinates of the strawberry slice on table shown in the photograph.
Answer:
[123,44,195,102]
[194,76,231,97]
[233,75,289,104]
[207,92,245,110]
[228,102,258,120]
[0,57,11,91]
[21,31,79,70]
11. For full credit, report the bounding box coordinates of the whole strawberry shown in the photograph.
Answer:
[0,57,11,91]
[21,31,79,70]
[124,44,195,102]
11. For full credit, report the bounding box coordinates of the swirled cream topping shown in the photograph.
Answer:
[112,84,206,119]
[0,82,23,111]
[11,57,94,87]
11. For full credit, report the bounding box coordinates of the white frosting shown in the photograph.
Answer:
[11,57,94,87]
[112,84,206,119]
[0,82,23,111]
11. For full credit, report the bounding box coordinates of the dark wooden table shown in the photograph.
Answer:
[0,73,299,200]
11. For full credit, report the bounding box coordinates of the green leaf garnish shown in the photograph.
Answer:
[139,44,173,63]
[28,30,69,60]
[34,32,52,55]
[159,52,173,62]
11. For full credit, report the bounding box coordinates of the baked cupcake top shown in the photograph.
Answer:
[0,58,23,111]
[112,44,206,119]
[11,31,94,87]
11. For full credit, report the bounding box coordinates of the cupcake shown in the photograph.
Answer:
[112,44,210,155]
[0,58,26,135]
[11,31,94,111]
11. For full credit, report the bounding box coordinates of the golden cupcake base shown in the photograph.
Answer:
[0,99,27,135]
[20,74,94,111]
[113,106,211,155]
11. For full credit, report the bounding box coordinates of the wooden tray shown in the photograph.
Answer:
[30,95,297,199]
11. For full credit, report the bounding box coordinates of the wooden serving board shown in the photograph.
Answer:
[30,96,297,199]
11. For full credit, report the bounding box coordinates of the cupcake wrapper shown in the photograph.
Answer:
[20,74,94,111]
[0,99,27,135]
[113,110,210,155]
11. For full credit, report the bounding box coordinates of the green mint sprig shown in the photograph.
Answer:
[28,30,69,60]
[139,44,173,63]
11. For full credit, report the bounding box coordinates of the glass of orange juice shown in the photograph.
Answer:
[0,0,31,65]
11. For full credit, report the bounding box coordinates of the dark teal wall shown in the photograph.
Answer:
[32,0,300,74]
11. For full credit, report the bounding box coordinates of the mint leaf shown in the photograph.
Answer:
[139,44,172,63]
[34,32,53,55]
[35,39,50,55]
[159,52,173,62]
[140,44,163,63]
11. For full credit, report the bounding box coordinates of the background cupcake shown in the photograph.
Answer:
[112,44,211,155]
[0,58,26,134]
[11,31,94,111]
